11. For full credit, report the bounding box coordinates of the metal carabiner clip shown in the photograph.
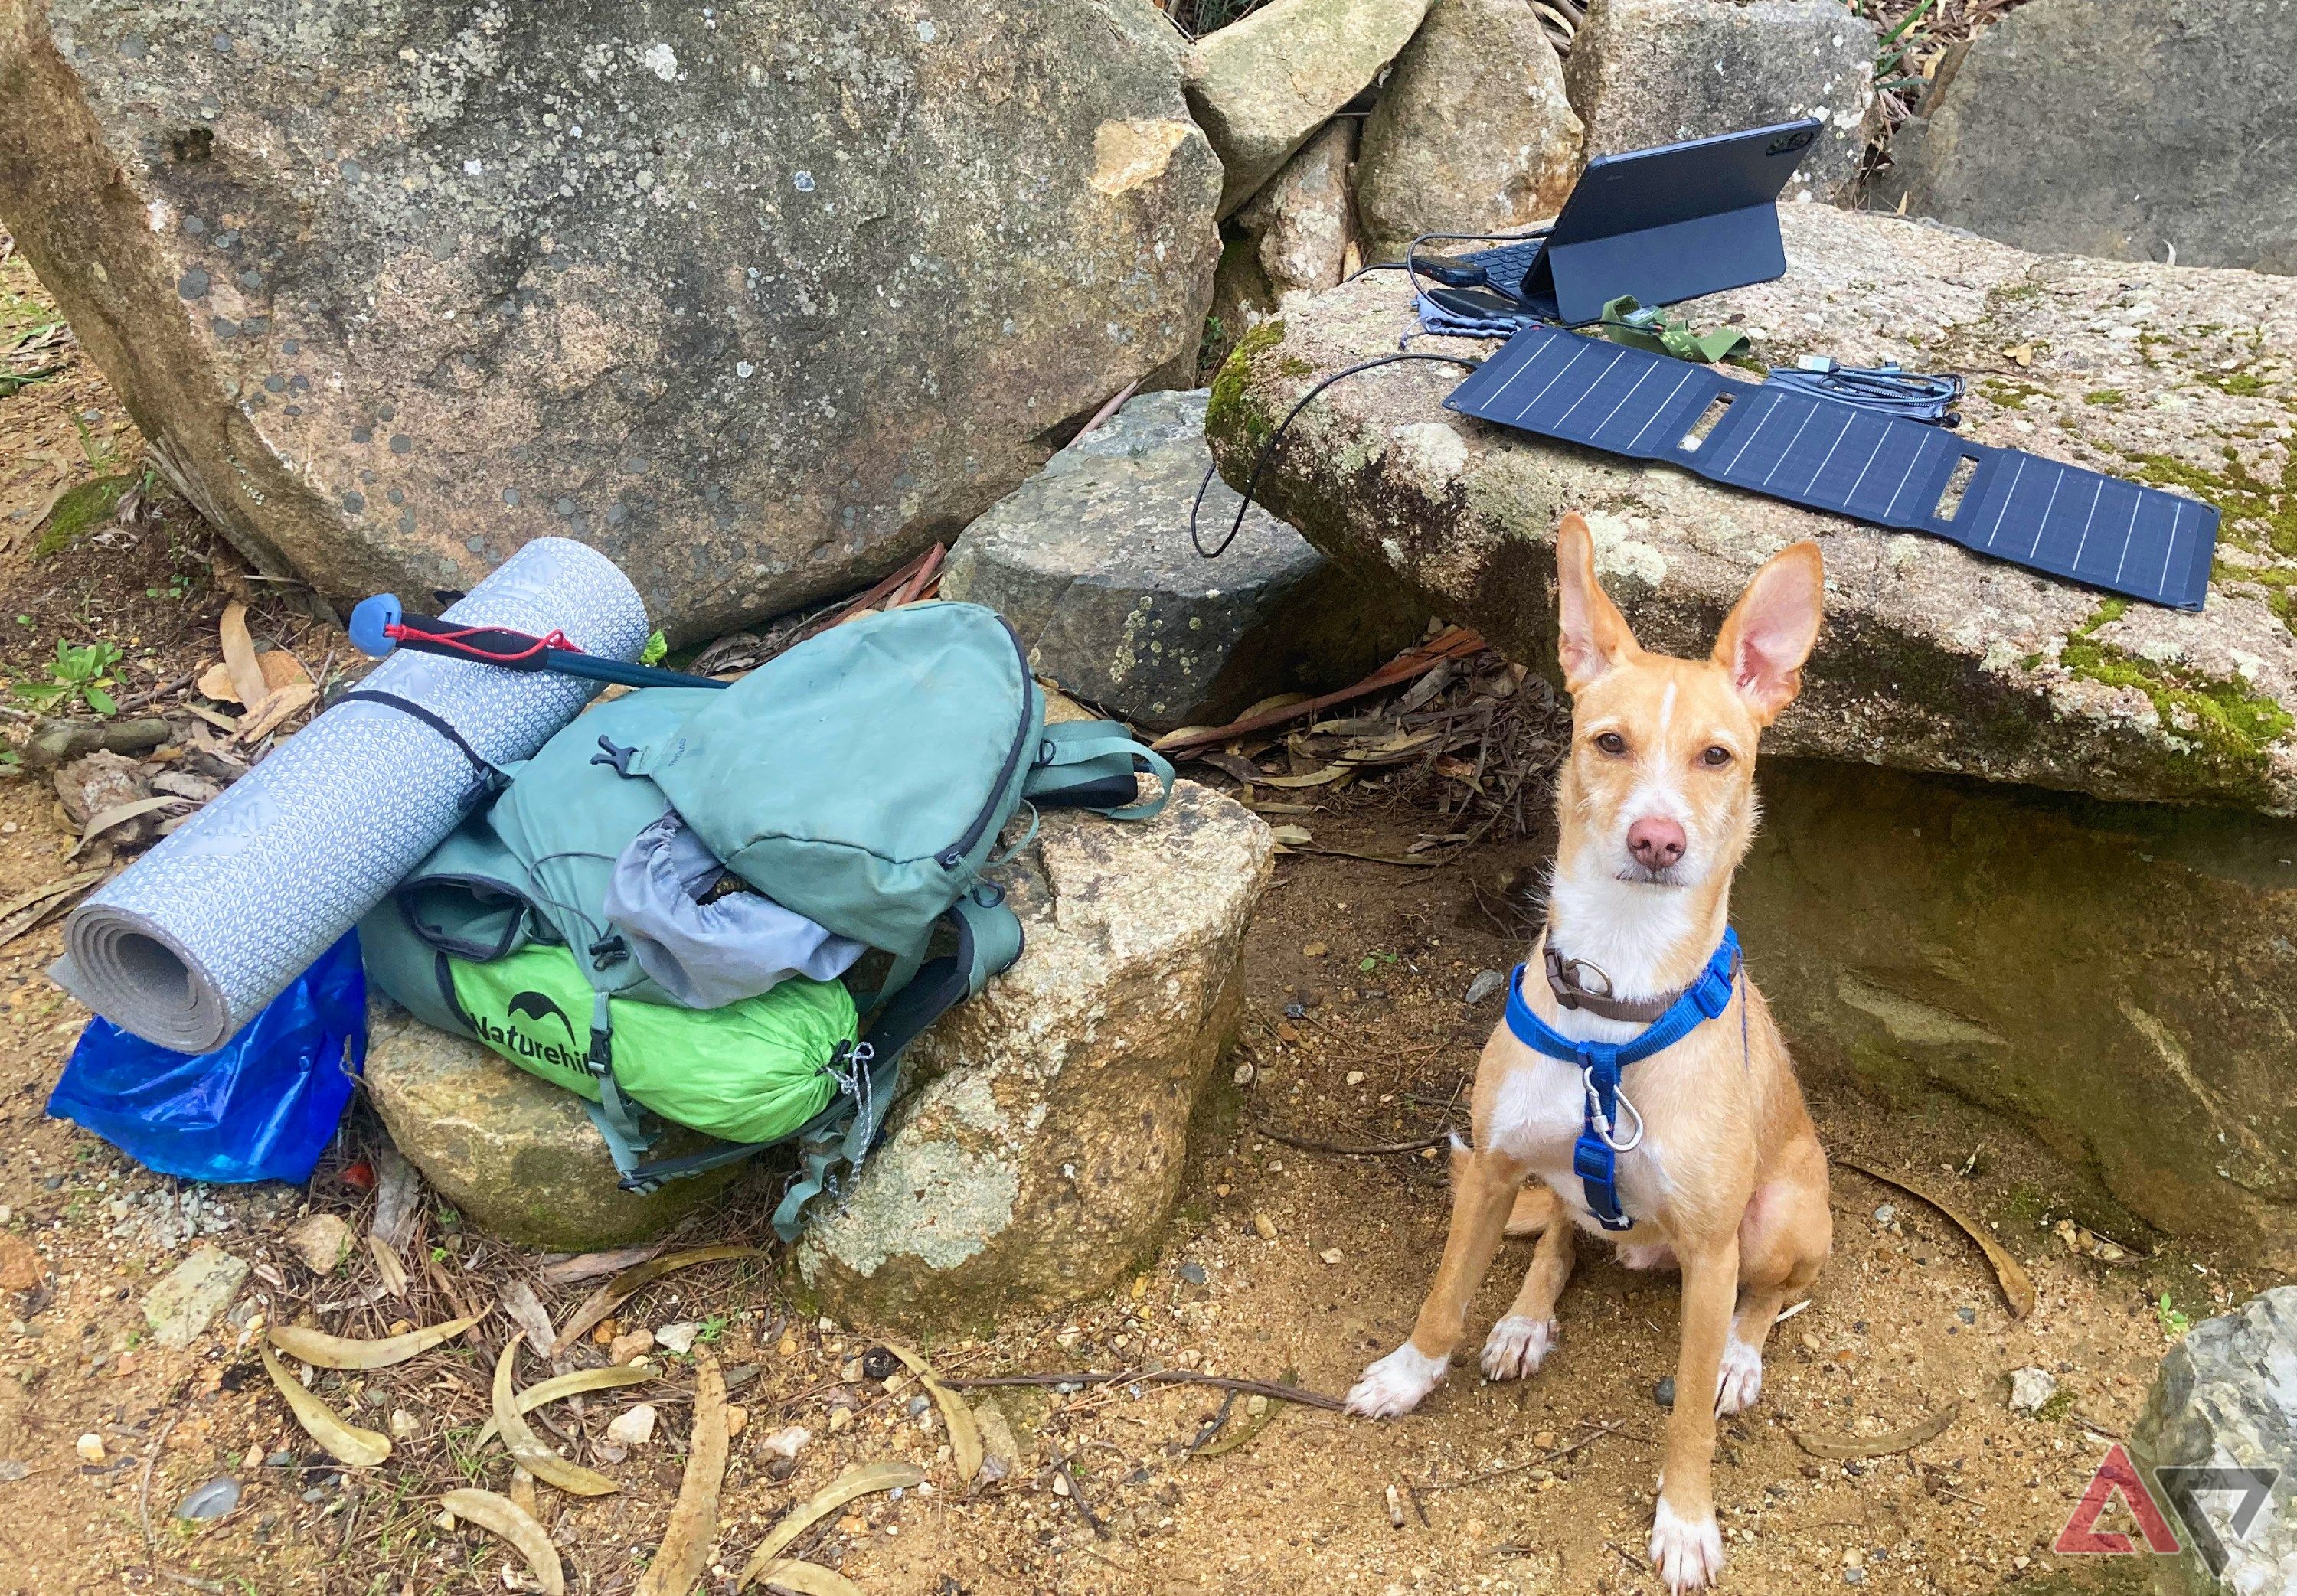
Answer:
[1580,1066,1646,1154]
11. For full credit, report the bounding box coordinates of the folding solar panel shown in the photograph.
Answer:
[1443,326,2217,609]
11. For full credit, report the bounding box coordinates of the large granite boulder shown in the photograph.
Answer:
[1184,0,1433,217]
[1737,760,2297,1268]
[1877,0,2297,276]
[0,1,1220,640]
[1564,0,1874,201]
[943,388,1426,730]
[797,782,1273,1331]
[2130,1286,2297,1594]
[1354,0,1583,263]
[1206,204,2297,817]
[1207,204,2297,1263]
[1239,119,1358,295]
[364,1004,743,1251]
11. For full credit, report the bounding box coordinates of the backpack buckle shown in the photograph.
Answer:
[590,736,639,778]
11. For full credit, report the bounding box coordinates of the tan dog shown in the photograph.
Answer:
[1345,513,1834,1592]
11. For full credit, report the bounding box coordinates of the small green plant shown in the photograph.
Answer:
[640,629,669,667]
[1358,950,1400,974]
[2155,1292,2191,1337]
[15,638,123,716]
[1871,0,1940,92]
[694,1312,732,1346]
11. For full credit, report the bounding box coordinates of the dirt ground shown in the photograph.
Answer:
[0,242,2266,1596]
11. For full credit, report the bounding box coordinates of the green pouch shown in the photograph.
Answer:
[446,942,855,1147]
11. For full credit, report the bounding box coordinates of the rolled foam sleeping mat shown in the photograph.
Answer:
[54,537,649,1053]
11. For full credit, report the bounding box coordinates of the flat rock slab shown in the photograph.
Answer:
[1880,0,2297,276]
[0,1,1219,638]
[1206,204,2297,816]
[364,1004,742,1251]
[943,390,1427,731]
[142,1244,248,1350]
[2131,1285,2297,1594]
[798,781,1273,1331]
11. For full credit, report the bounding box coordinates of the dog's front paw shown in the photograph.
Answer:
[1649,1498,1726,1593]
[1345,1343,1449,1418]
[1479,1315,1557,1382]
[1715,1333,1763,1415]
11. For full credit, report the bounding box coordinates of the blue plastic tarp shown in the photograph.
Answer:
[46,931,366,1184]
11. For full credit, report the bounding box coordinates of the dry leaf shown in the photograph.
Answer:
[237,681,317,744]
[740,1462,924,1585]
[749,1564,863,1596]
[508,1467,540,1523]
[0,868,106,952]
[371,1146,422,1252]
[196,648,308,707]
[178,702,239,733]
[501,1281,558,1361]
[882,1343,982,1484]
[1835,1157,2035,1318]
[260,1343,391,1467]
[269,1314,481,1371]
[542,1245,662,1285]
[218,601,269,716]
[70,795,185,857]
[637,1353,729,1596]
[492,1333,619,1496]
[552,1245,765,1356]
[366,1233,409,1299]
[1794,1402,1959,1460]
[475,1365,655,1447]
[440,1490,564,1596]
[2003,342,2034,369]
[0,1232,44,1292]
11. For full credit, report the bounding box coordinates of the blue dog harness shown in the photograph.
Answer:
[1503,929,1743,1231]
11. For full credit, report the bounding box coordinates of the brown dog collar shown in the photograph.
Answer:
[1542,943,1679,1024]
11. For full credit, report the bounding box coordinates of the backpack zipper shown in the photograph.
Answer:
[938,618,1034,870]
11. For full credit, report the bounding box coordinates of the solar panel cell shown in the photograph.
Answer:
[1443,327,2216,609]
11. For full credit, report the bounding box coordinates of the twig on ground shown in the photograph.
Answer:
[138,1413,180,1551]
[1050,1454,1108,1539]
[1153,629,1485,754]
[116,671,197,714]
[1416,1421,1628,1494]
[1250,1118,1450,1157]
[1184,1389,1238,1457]
[942,1369,1346,1412]
[1606,1539,1652,1572]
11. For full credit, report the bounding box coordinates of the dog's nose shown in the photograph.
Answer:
[1627,817,1686,870]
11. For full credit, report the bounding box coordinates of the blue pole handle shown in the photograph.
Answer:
[348,594,402,658]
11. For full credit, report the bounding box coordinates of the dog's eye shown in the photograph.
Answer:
[1594,732,1628,756]
[1701,745,1733,768]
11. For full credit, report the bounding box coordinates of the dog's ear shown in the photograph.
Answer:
[1712,540,1825,724]
[1554,512,1639,691]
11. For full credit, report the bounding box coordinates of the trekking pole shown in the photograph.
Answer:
[347,593,730,690]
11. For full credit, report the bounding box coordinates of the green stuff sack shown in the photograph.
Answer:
[446,942,856,1147]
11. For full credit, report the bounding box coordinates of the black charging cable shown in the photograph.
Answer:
[1191,351,1485,560]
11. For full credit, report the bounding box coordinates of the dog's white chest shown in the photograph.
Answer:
[1485,1054,1674,1226]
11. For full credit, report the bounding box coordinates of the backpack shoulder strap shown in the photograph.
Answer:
[1023,720,1174,821]
[753,889,1024,1235]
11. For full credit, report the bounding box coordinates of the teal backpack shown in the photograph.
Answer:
[360,602,1171,1236]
